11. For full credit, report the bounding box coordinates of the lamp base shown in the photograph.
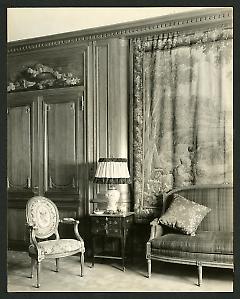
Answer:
[105,187,120,212]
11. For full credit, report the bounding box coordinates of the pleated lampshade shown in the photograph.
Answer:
[94,158,131,184]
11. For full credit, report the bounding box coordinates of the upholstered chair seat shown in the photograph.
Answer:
[29,239,85,257]
[26,196,85,288]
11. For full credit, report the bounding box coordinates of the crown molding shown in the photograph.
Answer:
[8,8,233,54]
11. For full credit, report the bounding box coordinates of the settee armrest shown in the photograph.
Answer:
[148,218,164,241]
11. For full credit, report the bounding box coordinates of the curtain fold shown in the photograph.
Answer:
[132,27,233,221]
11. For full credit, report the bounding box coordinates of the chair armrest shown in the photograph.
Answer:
[26,223,37,230]
[60,218,78,224]
[26,223,40,249]
[60,218,84,243]
[148,218,164,241]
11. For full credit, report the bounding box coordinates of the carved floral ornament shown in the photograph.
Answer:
[7,63,82,92]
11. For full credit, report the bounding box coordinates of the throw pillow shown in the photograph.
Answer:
[159,194,211,236]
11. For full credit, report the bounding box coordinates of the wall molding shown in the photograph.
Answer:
[8,8,232,54]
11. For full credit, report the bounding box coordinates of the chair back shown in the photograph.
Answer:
[26,196,59,239]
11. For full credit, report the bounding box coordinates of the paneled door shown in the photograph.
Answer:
[42,87,86,216]
[7,92,40,197]
[7,92,41,247]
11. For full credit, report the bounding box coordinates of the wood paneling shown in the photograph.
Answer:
[7,87,87,246]
[7,92,40,197]
[7,37,130,247]
[8,209,27,245]
[7,106,31,189]
[7,34,131,246]
[7,42,89,248]
[42,88,87,216]
[7,45,86,85]
[108,38,129,158]
[90,38,130,209]
[45,101,77,192]
[94,41,109,159]
[92,38,129,160]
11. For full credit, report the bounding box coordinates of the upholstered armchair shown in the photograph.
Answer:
[26,196,85,288]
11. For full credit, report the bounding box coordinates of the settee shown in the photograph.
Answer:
[146,184,233,286]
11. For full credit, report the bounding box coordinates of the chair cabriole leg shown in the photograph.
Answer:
[197,262,202,286]
[80,252,84,277]
[36,261,41,288]
[146,241,152,278]
[55,258,59,272]
[147,259,151,278]
[30,258,34,278]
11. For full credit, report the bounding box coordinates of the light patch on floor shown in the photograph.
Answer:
[7,250,233,292]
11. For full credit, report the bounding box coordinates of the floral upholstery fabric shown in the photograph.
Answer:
[29,239,85,257]
[159,194,211,235]
[26,196,59,239]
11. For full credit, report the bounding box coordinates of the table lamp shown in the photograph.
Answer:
[94,158,131,212]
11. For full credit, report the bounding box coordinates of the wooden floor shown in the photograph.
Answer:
[7,250,233,292]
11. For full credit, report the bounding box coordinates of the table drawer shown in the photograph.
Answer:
[91,227,105,234]
[91,226,122,236]
[90,214,134,237]
[91,217,122,228]
[105,227,122,236]
[91,217,105,225]
[123,215,134,228]
[106,218,121,228]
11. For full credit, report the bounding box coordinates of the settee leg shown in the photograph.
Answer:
[197,262,202,286]
[147,259,151,278]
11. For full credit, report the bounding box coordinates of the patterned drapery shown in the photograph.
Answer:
[132,27,233,222]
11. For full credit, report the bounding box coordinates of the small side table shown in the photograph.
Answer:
[90,212,134,271]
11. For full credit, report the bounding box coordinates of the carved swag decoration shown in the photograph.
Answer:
[7,63,82,92]
[132,27,233,222]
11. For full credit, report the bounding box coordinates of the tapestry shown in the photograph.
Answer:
[132,27,233,221]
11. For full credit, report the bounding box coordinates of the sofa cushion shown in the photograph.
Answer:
[159,194,211,235]
[151,231,233,254]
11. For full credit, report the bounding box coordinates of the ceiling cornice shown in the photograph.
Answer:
[8,8,233,54]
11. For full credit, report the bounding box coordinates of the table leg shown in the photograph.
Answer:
[121,233,126,272]
[91,237,95,267]
[131,226,134,264]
